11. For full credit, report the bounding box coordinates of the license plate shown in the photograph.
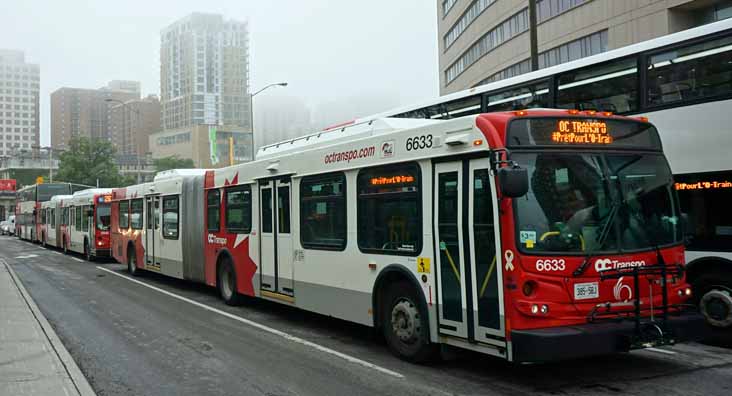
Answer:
[574,282,599,300]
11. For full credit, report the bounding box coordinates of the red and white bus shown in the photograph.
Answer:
[368,18,732,333]
[16,183,83,242]
[40,189,113,260]
[112,110,703,363]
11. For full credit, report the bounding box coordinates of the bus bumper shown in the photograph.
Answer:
[510,312,706,363]
[92,248,111,258]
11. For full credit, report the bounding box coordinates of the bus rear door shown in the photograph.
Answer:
[434,158,506,350]
[145,195,161,271]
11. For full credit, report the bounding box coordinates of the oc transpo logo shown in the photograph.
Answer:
[614,277,633,301]
[594,258,646,273]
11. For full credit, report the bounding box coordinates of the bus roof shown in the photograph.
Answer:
[153,169,207,182]
[362,17,732,121]
[72,188,113,199]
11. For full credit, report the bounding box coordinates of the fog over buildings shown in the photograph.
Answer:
[0,0,439,148]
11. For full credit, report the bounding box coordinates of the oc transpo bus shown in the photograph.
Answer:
[15,182,87,242]
[111,109,703,363]
[369,17,732,335]
[40,189,113,260]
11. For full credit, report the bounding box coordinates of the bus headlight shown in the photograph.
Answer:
[540,304,549,314]
[531,304,539,314]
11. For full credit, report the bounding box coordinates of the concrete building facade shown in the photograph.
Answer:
[50,81,140,150]
[148,125,252,169]
[160,13,251,131]
[107,94,161,157]
[0,50,40,157]
[438,0,732,95]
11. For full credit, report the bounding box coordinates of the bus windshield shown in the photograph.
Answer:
[513,152,681,254]
[96,204,111,231]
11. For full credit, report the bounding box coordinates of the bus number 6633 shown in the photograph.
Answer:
[405,134,433,151]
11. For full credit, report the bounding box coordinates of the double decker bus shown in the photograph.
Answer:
[370,18,732,335]
[112,110,702,363]
[15,183,85,242]
[40,189,113,260]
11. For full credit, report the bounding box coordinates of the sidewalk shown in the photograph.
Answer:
[0,259,95,396]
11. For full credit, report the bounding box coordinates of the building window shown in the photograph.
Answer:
[162,196,179,239]
[446,8,529,84]
[557,57,638,113]
[539,30,608,69]
[225,185,251,233]
[475,59,531,87]
[646,34,732,108]
[130,199,143,229]
[357,162,422,255]
[443,0,459,17]
[537,0,590,23]
[444,0,497,49]
[207,190,220,232]
[300,172,347,250]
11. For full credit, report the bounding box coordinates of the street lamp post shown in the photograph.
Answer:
[249,82,288,161]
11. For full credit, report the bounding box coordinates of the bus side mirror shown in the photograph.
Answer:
[498,166,529,198]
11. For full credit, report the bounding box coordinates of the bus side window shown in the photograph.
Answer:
[119,201,130,230]
[357,162,422,256]
[162,196,179,239]
[225,186,252,234]
[300,172,347,251]
[207,190,220,232]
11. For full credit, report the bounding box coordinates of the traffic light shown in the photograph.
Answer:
[36,176,44,184]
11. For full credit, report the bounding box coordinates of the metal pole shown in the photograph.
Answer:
[249,94,254,161]
[529,0,539,71]
[49,147,53,183]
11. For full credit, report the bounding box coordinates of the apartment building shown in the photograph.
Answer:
[0,50,40,157]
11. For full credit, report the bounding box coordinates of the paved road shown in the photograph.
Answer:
[2,235,732,396]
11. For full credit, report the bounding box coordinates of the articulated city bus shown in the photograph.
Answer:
[40,189,113,260]
[368,18,732,334]
[112,110,703,363]
[15,183,85,242]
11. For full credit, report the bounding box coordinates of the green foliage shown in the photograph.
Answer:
[9,168,48,188]
[153,156,196,173]
[56,136,128,188]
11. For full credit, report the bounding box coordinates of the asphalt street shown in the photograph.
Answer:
[2,234,732,396]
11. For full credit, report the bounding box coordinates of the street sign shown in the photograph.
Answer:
[36,176,44,184]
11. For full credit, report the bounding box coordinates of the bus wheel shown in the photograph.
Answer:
[382,281,437,363]
[84,240,94,262]
[218,258,244,306]
[41,234,46,247]
[695,273,732,332]
[127,246,141,276]
[63,238,68,254]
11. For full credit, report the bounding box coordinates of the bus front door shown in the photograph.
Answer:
[259,178,294,297]
[145,196,161,271]
[434,158,505,350]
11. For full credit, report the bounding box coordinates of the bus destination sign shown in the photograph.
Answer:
[551,120,613,145]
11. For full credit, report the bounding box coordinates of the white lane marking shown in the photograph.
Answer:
[53,252,63,255]
[14,254,39,259]
[71,258,85,263]
[96,266,404,379]
[645,347,677,355]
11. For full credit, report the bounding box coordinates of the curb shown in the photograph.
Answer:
[3,260,97,396]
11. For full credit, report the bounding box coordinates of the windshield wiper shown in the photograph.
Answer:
[573,200,621,277]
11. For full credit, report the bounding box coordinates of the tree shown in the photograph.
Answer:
[153,156,196,173]
[55,136,128,188]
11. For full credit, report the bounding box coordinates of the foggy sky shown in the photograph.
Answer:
[0,0,439,147]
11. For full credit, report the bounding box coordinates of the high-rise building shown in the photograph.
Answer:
[50,81,140,150]
[160,13,251,130]
[0,50,40,157]
[437,0,732,95]
[107,94,161,157]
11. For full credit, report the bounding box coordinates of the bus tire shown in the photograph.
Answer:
[382,281,437,363]
[694,272,732,334]
[217,257,244,306]
[84,239,94,262]
[41,233,46,248]
[63,237,68,254]
[127,245,141,276]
